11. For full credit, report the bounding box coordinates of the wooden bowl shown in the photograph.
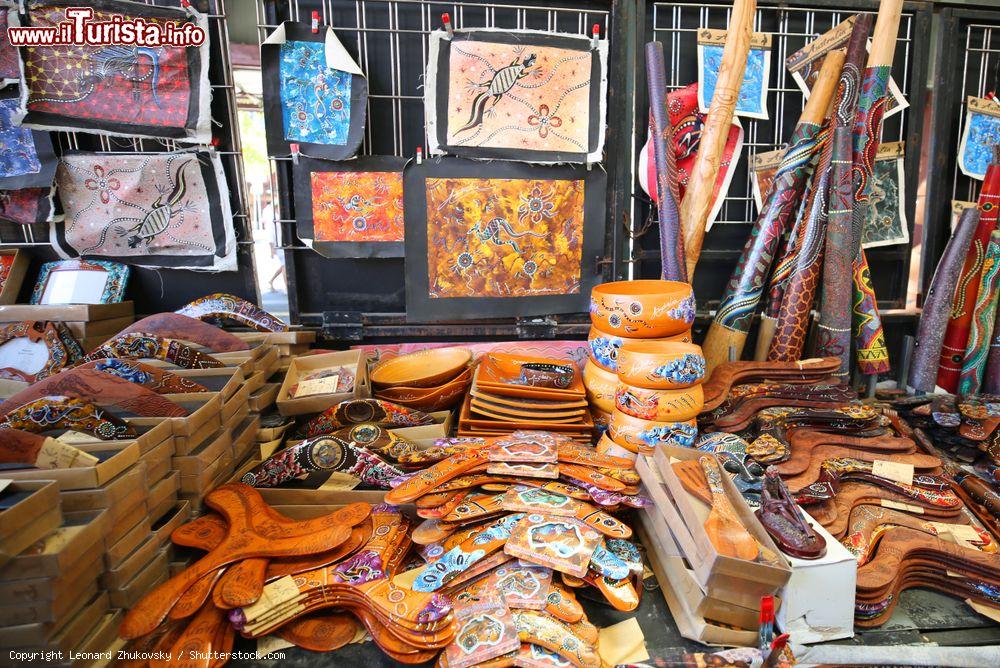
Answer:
[608,409,698,454]
[616,341,706,390]
[375,366,472,399]
[590,280,695,338]
[375,370,471,412]
[583,359,616,413]
[591,406,612,433]
[587,326,692,373]
[370,347,472,389]
[614,381,704,422]
[597,432,638,460]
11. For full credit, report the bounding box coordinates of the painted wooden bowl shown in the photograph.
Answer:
[608,409,698,454]
[591,406,612,434]
[374,369,471,411]
[596,432,638,460]
[370,347,472,389]
[614,381,704,422]
[616,341,706,390]
[587,326,692,373]
[583,359,616,413]
[590,280,696,338]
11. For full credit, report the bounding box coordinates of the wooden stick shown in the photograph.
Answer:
[812,14,873,379]
[702,50,842,373]
[851,0,903,376]
[646,41,686,282]
[679,0,756,278]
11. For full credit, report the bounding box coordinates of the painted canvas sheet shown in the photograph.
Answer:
[0,187,55,225]
[861,141,909,249]
[638,83,743,232]
[261,22,367,160]
[14,0,211,142]
[50,150,236,271]
[404,158,605,320]
[750,147,783,210]
[0,5,19,87]
[292,155,405,258]
[425,28,608,164]
[0,89,56,189]
[786,16,907,119]
[959,96,1000,181]
[698,29,770,120]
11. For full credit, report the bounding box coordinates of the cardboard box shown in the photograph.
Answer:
[71,610,122,666]
[256,420,294,443]
[59,462,147,515]
[171,367,245,402]
[0,302,134,323]
[231,415,261,465]
[128,395,223,441]
[144,436,175,484]
[776,510,857,643]
[147,471,180,522]
[0,592,108,651]
[0,510,109,581]
[0,578,98,627]
[0,481,60,548]
[62,316,134,341]
[243,370,267,395]
[277,349,367,416]
[0,441,139,491]
[222,384,251,425]
[637,448,791,608]
[104,496,149,555]
[0,249,29,305]
[150,502,190,551]
[105,513,151,570]
[172,411,227,457]
[173,429,231,478]
[100,535,160,590]
[179,449,231,499]
[0,550,102,605]
[392,410,454,446]
[108,550,168,609]
[248,383,280,413]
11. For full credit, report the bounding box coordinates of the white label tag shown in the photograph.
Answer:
[871,460,914,486]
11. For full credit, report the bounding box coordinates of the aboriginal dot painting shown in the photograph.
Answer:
[18,1,209,142]
[52,150,236,271]
[959,97,1000,181]
[0,188,53,225]
[427,29,608,163]
[0,98,41,178]
[280,40,352,145]
[311,171,402,243]
[860,143,908,249]
[0,8,18,84]
[698,30,770,120]
[426,177,584,299]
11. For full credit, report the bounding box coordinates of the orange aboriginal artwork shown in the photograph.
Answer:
[425,177,584,299]
[310,171,404,243]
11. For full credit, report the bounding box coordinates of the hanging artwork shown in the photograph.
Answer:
[638,83,744,232]
[698,29,771,120]
[959,96,1000,181]
[0,4,19,87]
[261,21,367,160]
[12,0,211,142]
[750,147,783,210]
[786,16,907,119]
[404,157,605,320]
[0,187,55,226]
[0,89,56,189]
[861,141,909,249]
[50,150,236,271]
[292,155,405,258]
[425,28,608,164]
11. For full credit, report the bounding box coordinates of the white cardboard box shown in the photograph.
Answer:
[775,510,857,643]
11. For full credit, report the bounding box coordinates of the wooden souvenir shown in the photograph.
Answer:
[0,249,29,305]
[80,333,224,369]
[701,357,841,412]
[30,259,129,305]
[754,469,826,559]
[589,280,695,338]
[241,435,405,489]
[505,514,601,578]
[0,321,75,382]
[0,428,97,469]
[74,358,209,394]
[296,399,435,438]
[587,325,692,374]
[412,513,523,592]
[370,347,471,389]
[582,360,616,413]
[810,481,964,538]
[500,485,632,539]
[700,456,758,560]
[616,341,706,390]
[511,610,601,668]
[0,395,136,439]
[615,382,704,422]
[175,293,289,332]
[486,461,559,479]
[276,612,361,652]
[608,410,698,453]
[113,312,250,352]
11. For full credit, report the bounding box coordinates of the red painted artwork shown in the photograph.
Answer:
[310,171,404,243]
[0,188,51,225]
[0,10,19,82]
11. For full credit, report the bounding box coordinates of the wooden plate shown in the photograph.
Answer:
[375,366,473,400]
[473,367,585,402]
[470,395,588,420]
[459,393,594,432]
[469,387,589,410]
[370,347,472,388]
[470,401,586,424]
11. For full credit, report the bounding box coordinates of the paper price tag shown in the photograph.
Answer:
[35,439,100,469]
[241,575,301,621]
[880,499,923,514]
[294,374,340,398]
[928,522,981,549]
[871,460,914,486]
[57,431,99,445]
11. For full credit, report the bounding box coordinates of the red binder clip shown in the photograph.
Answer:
[290,143,300,165]
[210,137,220,148]
[311,10,319,33]
[987,91,1000,107]
[592,23,600,48]
[180,0,194,17]
[416,147,423,165]
[442,13,454,37]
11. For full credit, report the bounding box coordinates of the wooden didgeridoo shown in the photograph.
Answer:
[768,54,845,362]
[701,53,842,372]
[678,0,755,278]
[812,14,873,379]
[646,41,686,282]
[850,0,904,376]
[907,207,981,391]
[959,229,1000,393]
[938,155,1000,392]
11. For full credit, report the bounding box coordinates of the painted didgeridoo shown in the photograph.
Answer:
[959,229,1000,394]
[938,157,1000,392]
[812,14,873,378]
[768,54,846,362]
[646,41,686,282]
[908,207,981,391]
[850,0,904,376]
[701,51,842,373]
[678,0,755,278]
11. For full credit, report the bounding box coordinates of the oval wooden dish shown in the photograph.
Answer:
[590,280,695,338]
[370,347,472,389]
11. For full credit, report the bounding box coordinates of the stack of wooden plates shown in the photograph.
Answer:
[371,347,473,412]
[459,352,593,443]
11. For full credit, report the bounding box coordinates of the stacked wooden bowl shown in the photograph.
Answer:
[371,346,473,412]
[584,280,704,457]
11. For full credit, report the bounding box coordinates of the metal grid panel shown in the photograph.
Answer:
[950,23,999,204]
[0,0,258,310]
[633,1,927,315]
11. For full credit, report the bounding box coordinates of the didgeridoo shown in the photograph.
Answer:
[646,41,686,282]
[701,49,842,373]
[850,0,903,376]
[679,0,755,278]
[768,51,846,362]
[812,14,873,379]
[959,229,1000,394]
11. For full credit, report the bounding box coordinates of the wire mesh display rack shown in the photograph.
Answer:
[0,0,258,311]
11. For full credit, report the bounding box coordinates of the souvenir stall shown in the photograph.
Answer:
[0,0,999,667]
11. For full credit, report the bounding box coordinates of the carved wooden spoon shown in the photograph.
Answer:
[699,456,759,561]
